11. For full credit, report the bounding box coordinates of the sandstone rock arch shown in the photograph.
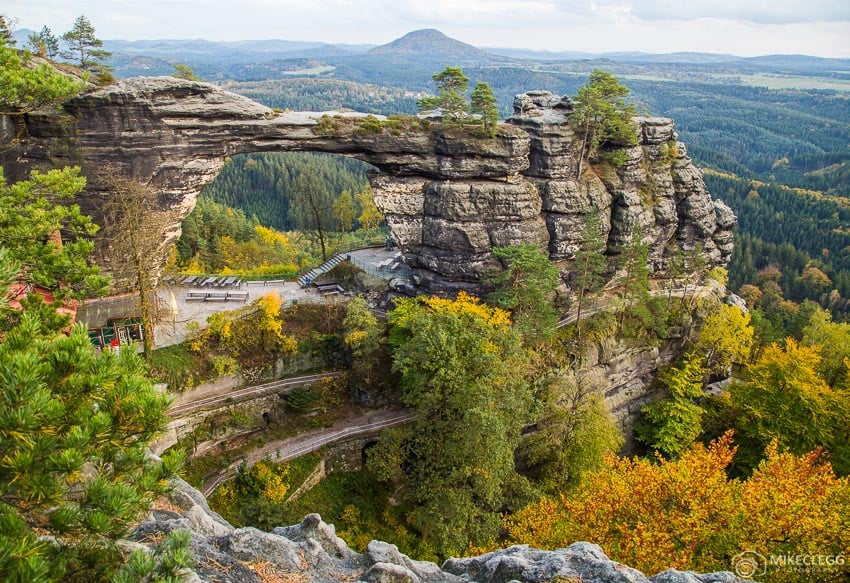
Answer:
[0,78,734,293]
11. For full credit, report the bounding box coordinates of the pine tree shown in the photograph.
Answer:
[470,81,498,136]
[417,66,469,121]
[572,211,607,341]
[27,26,60,58]
[61,15,111,74]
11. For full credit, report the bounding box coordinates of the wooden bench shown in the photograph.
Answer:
[226,291,249,302]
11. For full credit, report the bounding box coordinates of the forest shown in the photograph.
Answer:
[2,19,850,582]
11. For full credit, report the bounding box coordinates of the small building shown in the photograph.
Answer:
[77,292,154,349]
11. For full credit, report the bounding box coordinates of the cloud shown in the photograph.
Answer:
[588,0,850,25]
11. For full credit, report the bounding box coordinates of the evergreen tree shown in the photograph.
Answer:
[617,228,651,333]
[572,211,607,341]
[61,16,111,74]
[171,63,200,81]
[570,70,637,178]
[0,251,182,580]
[417,66,469,121]
[27,26,60,58]
[0,46,82,113]
[0,166,108,300]
[370,293,532,556]
[470,81,498,136]
[489,243,560,343]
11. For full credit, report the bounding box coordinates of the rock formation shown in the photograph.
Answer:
[1,77,733,292]
[137,476,741,583]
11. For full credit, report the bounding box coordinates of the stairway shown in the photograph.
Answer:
[297,253,349,287]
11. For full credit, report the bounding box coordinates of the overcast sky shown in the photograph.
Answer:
[8,0,850,58]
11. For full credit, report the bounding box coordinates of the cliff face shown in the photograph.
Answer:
[0,78,733,292]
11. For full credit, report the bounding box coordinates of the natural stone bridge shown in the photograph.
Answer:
[1,78,734,292]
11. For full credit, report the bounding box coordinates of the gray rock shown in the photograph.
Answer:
[273,513,357,560]
[443,542,652,583]
[1,80,734,297]
[364,562,420,583]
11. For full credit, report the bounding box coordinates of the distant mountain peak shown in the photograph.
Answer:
[367,29,491,59]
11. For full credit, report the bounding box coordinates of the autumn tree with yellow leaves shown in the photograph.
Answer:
[505,433,850,582]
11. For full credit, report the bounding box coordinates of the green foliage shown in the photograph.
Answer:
[570,70,637,177]
[374,293,533,556]
[61,15,111,74]
[801,309,850,388]
[418,66,469,120]
[199,152,370,233]
[284,387,313,413]
[26,26,60,59]
[0,306,179,581]
[489,243,560,343]
[112,530,192,583]
[331,190,357,232]
[616,228,652,336]
[722,339,850,475]
[636,352,707,459]
[343,296,392,396]
[171,63,200,81]
[519,369,623,492]
[572,210,607,341]
[470,81,498,136]
[0,166,108,299]
[0,46,82,112]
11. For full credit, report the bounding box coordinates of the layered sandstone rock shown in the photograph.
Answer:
[0,78,734,293]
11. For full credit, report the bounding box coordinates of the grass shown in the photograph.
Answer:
[148,343,214,392]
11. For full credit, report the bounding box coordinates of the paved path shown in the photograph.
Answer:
[201,408,415,495]
[168,371,343,417]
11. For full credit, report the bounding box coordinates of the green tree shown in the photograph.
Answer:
[489,243,560,343]
[0,46,82,112]
[0,166,108,301]
[171,63,200,81]
[519,369,622,492]
[801,308,850,388]
[61,15,111,74]
[636,352,706,459]
[727,339,850,475]
[570,69,637,178]
[371,293,532,556]
[469,81,498,136]
[417,66,469,121]
[572,210,607,341]
[343,296,392,398]
[0,296,182,581]
[332,190,357,232]
[617,228,651,333]
[26,26,60,59]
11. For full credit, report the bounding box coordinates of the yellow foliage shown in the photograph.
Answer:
[505,433,850,579]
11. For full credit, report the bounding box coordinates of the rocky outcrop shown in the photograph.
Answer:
[136,477,741,583]
[0,78,734,293]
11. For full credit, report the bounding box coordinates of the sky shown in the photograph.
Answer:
[7,0,850,58]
